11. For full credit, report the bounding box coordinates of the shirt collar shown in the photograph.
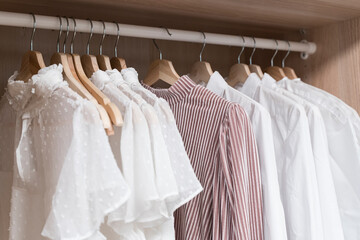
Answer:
[206,71,227,97]
[105,68,126,87]
[121,67,141,86]
[90,70,112,90]
[31,64,65,97]
[241,73,261,98]
[142,75,196,102]
[7,64,65,111]
[261,73,278,89]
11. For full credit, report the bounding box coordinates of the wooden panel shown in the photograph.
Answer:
[1,0,360,33]
[286,17,360,113]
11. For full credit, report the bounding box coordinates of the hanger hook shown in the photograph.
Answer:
[199,32,206,62]
[86,19,93,55]
[30,13,36,51]
[152,27,172,60]
[249,37,256,65]
[282,41,291,68]
[99,20,106,55]
[270,39,279,67]
[152,39,162,60]
[237,36,246,64]
[70,17,76,54]
[56,16,62,53]
[114,22,120,57]
[63,16,69,53]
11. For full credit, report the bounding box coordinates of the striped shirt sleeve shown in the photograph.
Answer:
[217,104,263,240]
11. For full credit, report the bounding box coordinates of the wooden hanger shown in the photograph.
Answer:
[143,30,180,87]
[96,21,112,71]
[110,22,127,71]
[283,67,298,79]
[188,32,213,84]
[17,14,46,82]
[248,37,264,79]
[49,17,113,134]
[77,19,123,127]
[144,59,180,86]
[227,36,250,87]
[265,40,286,81]
[281,41,298,79]
[80,19,100,78]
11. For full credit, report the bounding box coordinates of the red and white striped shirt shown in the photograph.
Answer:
[143,76,263,240]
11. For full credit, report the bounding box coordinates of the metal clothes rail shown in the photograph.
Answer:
[0,11,316,57]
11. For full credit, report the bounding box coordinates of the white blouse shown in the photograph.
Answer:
[106,69,180,224]
[0,65,130,240]
[120,68,203,213]
[90,70,161,239]
[103,68,203,240]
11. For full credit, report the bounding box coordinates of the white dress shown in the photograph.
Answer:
[90,70,160,240]
[1,64,130,240]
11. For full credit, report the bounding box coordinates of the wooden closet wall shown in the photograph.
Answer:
[0,0,359,113]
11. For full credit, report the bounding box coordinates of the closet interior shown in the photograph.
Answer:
[0,1,360,240]
[0,0,358,113]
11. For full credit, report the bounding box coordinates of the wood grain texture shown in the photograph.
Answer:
[2,0,360,33]
[285,17,360,113]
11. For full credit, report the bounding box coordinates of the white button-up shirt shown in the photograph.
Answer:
[204,72,287,240]
[278,78,360,240]
[240,73,324,240]
[262,75,344,240]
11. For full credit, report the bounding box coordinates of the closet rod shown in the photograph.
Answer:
[0,11,316,55]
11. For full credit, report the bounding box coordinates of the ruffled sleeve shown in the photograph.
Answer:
[41,101,130,240]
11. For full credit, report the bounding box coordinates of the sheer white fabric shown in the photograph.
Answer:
[1,64,130,240]
[120,68,203,213]
[240,73,324,240]
[203,71,287,240]
[90,70,160,239]
[262,76,344,240]
[278,78,360,240]
[106,69,180,225]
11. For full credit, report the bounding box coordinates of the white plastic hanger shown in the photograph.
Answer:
[248,37,264,79]
[227,35,251,87]
[17,13,46,82]
[143,27,180,87]
[265,39,287,81]
[188,32,213,84]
